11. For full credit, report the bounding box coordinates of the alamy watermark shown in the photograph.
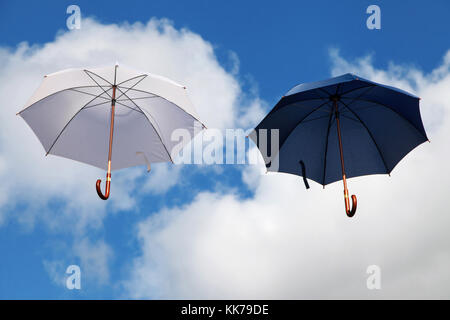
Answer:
[66,5,81,30]
[170,125,279,172]
[366,265,381,290]
[366,5,381,30]
[66,265,81,290]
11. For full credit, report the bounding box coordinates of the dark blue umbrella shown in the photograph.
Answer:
[250,73,428,217]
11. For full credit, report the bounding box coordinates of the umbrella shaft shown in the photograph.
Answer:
[107,86,116,176]
[334,101,349,203]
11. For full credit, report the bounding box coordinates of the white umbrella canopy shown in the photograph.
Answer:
[18,64,205,199]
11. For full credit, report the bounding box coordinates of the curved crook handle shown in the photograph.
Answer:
[344,191,357,217]
[96,173,111,200]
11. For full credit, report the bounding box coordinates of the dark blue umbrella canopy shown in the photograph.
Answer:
[251,73,428,216]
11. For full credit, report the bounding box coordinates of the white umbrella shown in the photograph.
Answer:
[18,64,205,199]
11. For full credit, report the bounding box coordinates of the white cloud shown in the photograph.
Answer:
[43,237,113,289]
[43,260,67,288]
[142,163,183,195]
[73,238,113,286]
[0,17,264,230]
[124,50,450,299]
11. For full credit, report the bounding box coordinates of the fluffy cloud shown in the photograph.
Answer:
[43,237,113,288]
[124,50,450,299]
[0,17,263,230]
[72,237,113,286]
[142,163,182,195]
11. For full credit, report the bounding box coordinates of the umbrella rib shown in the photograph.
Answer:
[117,87,206,128]
[84,70,113,99]
[114,101,144,114]
[340,114,361,123]
[17,86,111,115]
[339,84,375,97]
[117,96,159,102]
[301,114,332,123]
[81,99,145,114]
[339,103,378,115]
[84,69,113,86]
[277,100,333,154]
[114,86,174,163]
[335,83,342,95]
[340,101,390,173]
[82,100,112,110]
[115,86,165,133]
[116,74,147,86]
[336,86,377,116]
[255,97,328,127]
[318,88,333,97]
[341,86,376,108]
[116,87,158,96]
[322,107,335,186]
[115,75,148,100]
[349,98,428,140]
[45,87,114,156]
[68,88,112,100]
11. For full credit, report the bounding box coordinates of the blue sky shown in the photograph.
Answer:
[1,0,449,103]
[1,0,450,299]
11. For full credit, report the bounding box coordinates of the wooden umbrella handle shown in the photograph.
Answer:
[334,98,358,218]
[96,82,116,200]
[96,175,110,200]
[345,191,357,217]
